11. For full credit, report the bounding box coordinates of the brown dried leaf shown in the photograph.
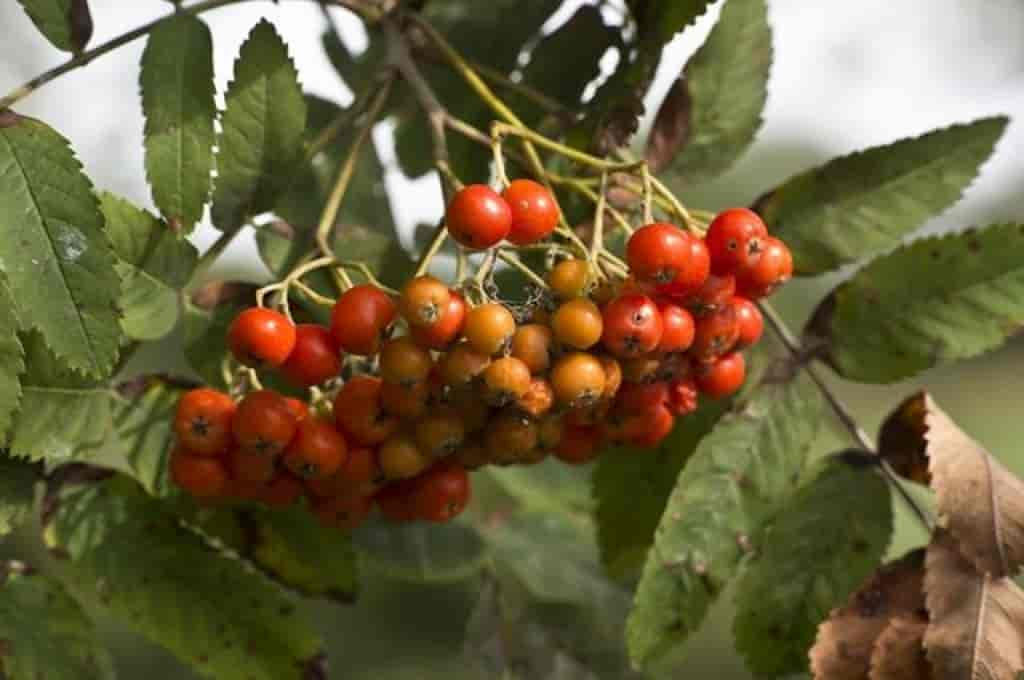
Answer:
[189,280,257,310]
[645,77,691,172]
[869,616,932,680]
[877,392,931,485]
[810,549,927,680]
[924,530,1024,680]
[69,0,93,53]
[926,395,1024,577]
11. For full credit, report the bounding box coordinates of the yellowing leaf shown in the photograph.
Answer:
[925,395,1024,577]
[924,530,1024,680]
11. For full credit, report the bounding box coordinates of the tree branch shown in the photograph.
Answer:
[758,301,934,531]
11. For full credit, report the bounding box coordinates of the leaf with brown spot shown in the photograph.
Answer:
[877,392,931,485]
[809,549,926,680]
[924,530,1024,680]
[869,616,932,680]
[925,395,1024,577]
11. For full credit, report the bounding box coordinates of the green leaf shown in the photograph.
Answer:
[521,5,618,110]
[593,399,732,582]
[823,222,1024,383]
[0,113,122,377]
[0,453,39,536]
[0,278,25,438]
[140,13,216,233]
[0,567,114,679]
[8,334,113,465]
[626,369,824,668]
[732,454,893,677]
[655,0,771,184]
[15,0,92,53]
[48,479,325,680]
[579,0,713,153]
[179,502,358,602]
[756,116,1008,275]
[486,458,593,515]
[482,511,635,677]
[353,517,488,584]
[333,226,414,289]
[100,193,197,341]
[211,20,307,232]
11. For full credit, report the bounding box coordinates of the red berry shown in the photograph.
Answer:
[614,381,669,415]
[731,296,764,349]
[683,274,736,317]
[446,184,511,250]
[411,461,471,522]
[601,294,664,358]
[334,376,399,446]
[259,473,305,508]
[657,234,711,296]
[705,208,768,276]
[314,494,373,530]
[736,236,793,298]
[174,388,236,456]
[691,305,740,360]
[554,425,601,465]
[502,179,560,245]
[657,302,695,353]
[622,403,675,448]
[695,353,746,398]
[228,307,296,368]
[330,284,397,356]
[280,324,341,387]
[410,290,467,350]
[228,446,276,484]
[282,397,309,422]
[667,378,699,416]
[282,418,348,480]
[170,446,229,498]
[232,390,298,458]
[627,223,692,285]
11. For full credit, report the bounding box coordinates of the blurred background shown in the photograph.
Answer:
[2,0,1023,678]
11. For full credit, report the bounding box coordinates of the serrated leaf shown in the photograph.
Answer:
[924,530,1024,680]
[100,193,197,341]
[580,0,713,153]
[0,113,122,377]
[626,368,824,668]
[521,5,617,110]
[593,399,731,581]
[47,479,325,680]
[0,567,114,679]
[353,517,488,584]
[0,452,39,535]
[179,502,357,602]
[8,334,113,465]
[823,223,1024,383]
[140,13,216,233]
[15,0,92,53]
[924,394,1024,578]
[212,20,307,232]
[809,549,927,680]
[653,0,771,183]
[733,455,894,677]
[877,391,931,485]
[0,278,25,438]
[756,117,1008,275]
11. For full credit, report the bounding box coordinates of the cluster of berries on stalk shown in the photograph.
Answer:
[169,178,791,530]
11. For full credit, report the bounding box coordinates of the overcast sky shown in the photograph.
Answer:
[1,0,1021,271]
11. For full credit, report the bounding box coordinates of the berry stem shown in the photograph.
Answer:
[413,220,450,278]
[549,175,634,235]
[758,301,934,531]
[496,250,550,290]
[588,172,609,278]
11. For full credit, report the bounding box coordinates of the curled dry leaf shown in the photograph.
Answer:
[869,616,931,680]
[809,549,926,680]
[925,394,1024,577]
[923,530,1024,680]
[877,391,931,485]
[645,77,691,172]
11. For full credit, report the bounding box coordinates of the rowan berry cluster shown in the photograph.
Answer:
[169,179,790,530]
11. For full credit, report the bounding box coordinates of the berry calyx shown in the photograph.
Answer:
[174,388,236,456]
[705,208,768,276]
